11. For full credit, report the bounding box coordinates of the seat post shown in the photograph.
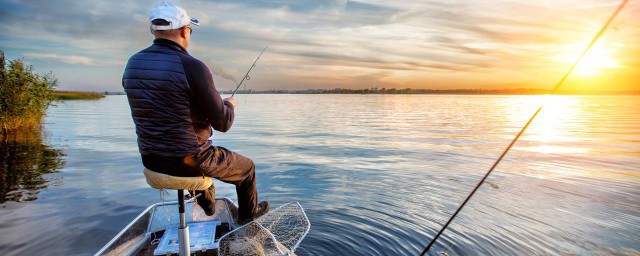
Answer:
[143,168,213,255]
[177,189,190,256]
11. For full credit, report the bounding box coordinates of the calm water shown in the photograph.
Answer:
[0,94,638,255]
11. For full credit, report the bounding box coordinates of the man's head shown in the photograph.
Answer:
[148,2,199,49]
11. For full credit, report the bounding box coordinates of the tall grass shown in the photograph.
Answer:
[0,50,58,134]
[52,91,104,100]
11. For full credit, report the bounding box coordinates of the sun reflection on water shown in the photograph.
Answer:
[505,95,589,155]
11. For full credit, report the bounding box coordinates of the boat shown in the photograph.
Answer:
[94,197,310,256]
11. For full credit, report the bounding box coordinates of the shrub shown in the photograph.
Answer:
[0,50,58,133]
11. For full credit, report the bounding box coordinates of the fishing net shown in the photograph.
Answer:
[218,202,310,256]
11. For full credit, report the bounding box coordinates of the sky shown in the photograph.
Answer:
[0,0,638,92]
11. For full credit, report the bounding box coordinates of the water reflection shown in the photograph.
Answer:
[502,95,585,154]
[0,131,64,203]
[0,95,638,255]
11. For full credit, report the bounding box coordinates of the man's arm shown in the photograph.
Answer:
[182,56,234,132]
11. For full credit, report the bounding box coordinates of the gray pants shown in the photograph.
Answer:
[142,146,259,220]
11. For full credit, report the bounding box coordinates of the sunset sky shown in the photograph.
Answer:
[0,0,638,92]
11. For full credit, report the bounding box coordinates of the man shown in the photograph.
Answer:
[122,2,269,224]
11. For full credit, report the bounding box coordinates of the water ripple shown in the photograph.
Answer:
[0,95,638,255]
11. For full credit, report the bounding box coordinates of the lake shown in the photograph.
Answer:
[0,94,638,255]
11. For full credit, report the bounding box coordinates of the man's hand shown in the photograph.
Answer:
[223,97,237,108]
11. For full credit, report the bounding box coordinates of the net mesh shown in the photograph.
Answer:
[219,202,310,256]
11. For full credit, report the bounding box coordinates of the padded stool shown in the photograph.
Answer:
[143,168,213,256]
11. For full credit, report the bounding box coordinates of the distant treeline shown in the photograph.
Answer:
[223,88,640,95]
[103,91,126,95]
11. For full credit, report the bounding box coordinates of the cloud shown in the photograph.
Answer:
[23,53,96,66]
[22,52,126,67]
[1,0,638,91]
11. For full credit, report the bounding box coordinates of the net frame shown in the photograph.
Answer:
[218,202,310,256]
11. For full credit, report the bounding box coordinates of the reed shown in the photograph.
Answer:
[0,50,57,134]
[52,91,105,100]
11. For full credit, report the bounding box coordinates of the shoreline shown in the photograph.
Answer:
[220,89,640,95]
[99,89,640,96]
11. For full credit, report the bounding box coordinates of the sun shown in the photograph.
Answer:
[574,45,620,76]
[565,41,621,76]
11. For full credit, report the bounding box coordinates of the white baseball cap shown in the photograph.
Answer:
[149,2,199,30]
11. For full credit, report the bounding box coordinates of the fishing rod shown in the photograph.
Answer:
[230,46,268,97]
[420,1,629,255]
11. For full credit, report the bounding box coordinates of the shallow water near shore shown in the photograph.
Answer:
[0,94,638,255]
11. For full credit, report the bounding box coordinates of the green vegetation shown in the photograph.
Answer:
[0,51,57,134]
[52,91,105,100]
[0,50,65,202]
[0,51,105,134]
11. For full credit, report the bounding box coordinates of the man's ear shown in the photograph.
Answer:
[150,27,155,36]
[181,26,188,38]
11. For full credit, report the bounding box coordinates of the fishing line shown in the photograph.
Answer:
[420,1,629,255]
[231,46,268,98]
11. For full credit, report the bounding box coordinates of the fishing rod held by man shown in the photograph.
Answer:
[231,46,268,97]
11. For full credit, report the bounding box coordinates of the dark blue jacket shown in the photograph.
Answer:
[123,39,234,157]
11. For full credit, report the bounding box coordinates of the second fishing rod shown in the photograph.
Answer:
[230,46,268,98]
[419,0,629,255]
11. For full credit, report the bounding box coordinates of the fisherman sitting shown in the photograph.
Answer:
[122,2,269,224]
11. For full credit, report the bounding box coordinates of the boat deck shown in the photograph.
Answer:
[95,198,239,256]
[134,223,231,256]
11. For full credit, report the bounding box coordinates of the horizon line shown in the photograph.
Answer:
[60,88,640,95]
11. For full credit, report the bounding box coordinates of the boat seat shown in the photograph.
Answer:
[143,168,213,191]
[143,168,212,255]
